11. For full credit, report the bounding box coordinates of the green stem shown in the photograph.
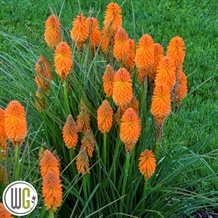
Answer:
[69,148,75,173]
[154,143,159,156]
[63,80,70,114]
[39,204,46,218]
[14,144,20,180]
[130,146,135,175]
[103,133,107,168]
[143,179,148,197]
[121,152,131,196]
[48,208,54,218]
[82,173,88,201]
[109,138,121,179]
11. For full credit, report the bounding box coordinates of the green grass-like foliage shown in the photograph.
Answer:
[0,1,218,217]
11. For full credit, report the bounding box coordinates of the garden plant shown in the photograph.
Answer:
[0,1,217,218]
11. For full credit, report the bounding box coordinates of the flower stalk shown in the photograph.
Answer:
[48,208,54,218]
[103,133,107,168]
[63,80,70,114]
[14,144,20,180]
[121,152,131,196]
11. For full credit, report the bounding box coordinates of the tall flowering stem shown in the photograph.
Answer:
[121,152,131,196]
[103,133,107,168]
[63,80,70,114]
[69,148,77,176]
[82,173,88,201]
[143,180,148,197]
[48,208,54,218]
[109,127,121,180]
[14,144,20,180]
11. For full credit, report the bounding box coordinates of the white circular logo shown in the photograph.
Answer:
[3,181,38,216]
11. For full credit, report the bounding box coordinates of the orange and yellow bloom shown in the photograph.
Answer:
[113,27,130,63]
[4,100,27,146]
[71,14,89,50]
[35,56,52,93]
[76,101,90,132]
[174,69,187,103]
[97,100,113,133]
[139,149,156,179]
[87,17,101,50]
[102,64,115,97]
[120,108,141,152]
[155,56,176,90]
[63,115,79,149]
[103,2,122,35]
[167,36,185,69]
[125,39,135,70]
[81,129,95,157]
[54,42,73,81]
[135,34,154,79]
[113,68,133,106]
[151,43,164,80]
[76,146,90,174]
[42,171,62,211]
[44,15,62,50]
[151,84,171,126]
[40,150,60,177]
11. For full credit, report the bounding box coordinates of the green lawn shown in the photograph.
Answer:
[0,0,217,216]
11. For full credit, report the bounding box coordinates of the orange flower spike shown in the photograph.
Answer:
[54,42,73,81]
[0,203,12,218]
[76,146,90,174]
[71,14,89,49]
[135,34,154,71]
[128,95,139,115]
[100,26,110,54]
[35,56,52,93]
[104,2,122,34]
[40,150,59,177]
[139,149,156,179]
[115,95,139,125]
[76,102,90,132]
[113,68,133,106]
[44,15,61,50]
[151,84,171,125]
[102,64,115,97]
[4,100,27,146]
[63,115,79,149]
[137,68,146,83]
[113,27,130,63]
[120,108,141,152]
[152,43,164,78]
[42,172,62,211]
[125,39,135,70]
[174,69,188,102]
[97,100,113,133]
[155,56,176,90]
[0,108,7,159]
[166,36,185,69]
[81,129,95,157]
[87,17,101,49]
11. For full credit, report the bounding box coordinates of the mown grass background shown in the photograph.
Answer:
[0,0,218,217]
